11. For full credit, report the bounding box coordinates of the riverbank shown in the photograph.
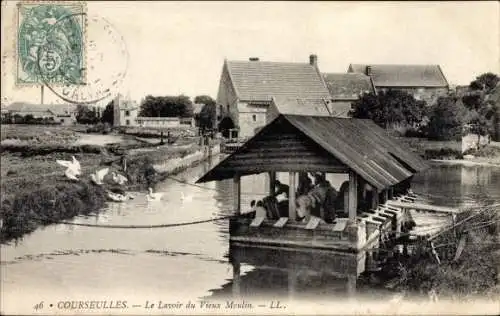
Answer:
[0,132,220,244]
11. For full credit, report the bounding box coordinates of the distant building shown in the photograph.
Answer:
[113,94,195,128]
[215,55,332,138]
[113,94,139,127]
[4,102,77,125]
[348,64,449,106]
[322,73,376,117]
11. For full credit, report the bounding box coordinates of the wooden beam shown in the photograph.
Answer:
[386,200,461,214]
[288,172,296,222]
[268,171,276,196]
[348,171,358,221]
[371,188,379,210]
[233,174,241,215]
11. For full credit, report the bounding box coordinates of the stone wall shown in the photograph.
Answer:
[153,143,221,173]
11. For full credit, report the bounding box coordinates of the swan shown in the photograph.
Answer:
[181,192,193,202]
[147,187,164,201]
[56,155,81,176]
[90,168,109,185]
[106,190,128,202]
[111,172,128,185]
[64,167,80,181]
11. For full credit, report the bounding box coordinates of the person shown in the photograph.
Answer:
[276,191,289,218]
[250,200,257,212]
[297,172,313,196]
[296,198,326,224]
[274,180,289,197]
[255,200,267,219]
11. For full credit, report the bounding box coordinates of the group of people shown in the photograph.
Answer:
[250,173,340,224]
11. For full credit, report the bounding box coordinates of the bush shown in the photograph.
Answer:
[0,180,107,243]
[0,143,103,156]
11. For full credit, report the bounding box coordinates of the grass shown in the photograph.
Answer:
[0,125,208,243]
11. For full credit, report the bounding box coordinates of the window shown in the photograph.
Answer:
[126,119,130,125]
[252,114,257,122]
[125,110,130,116]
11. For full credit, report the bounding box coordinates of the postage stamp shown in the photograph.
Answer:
[16,1,87,86]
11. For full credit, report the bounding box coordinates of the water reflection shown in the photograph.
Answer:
[1,158,499,305]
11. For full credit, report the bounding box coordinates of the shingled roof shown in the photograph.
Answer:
[197,114,428,190]
[225,60,331,101]
[348,64,449,88]
[323,73,375,100]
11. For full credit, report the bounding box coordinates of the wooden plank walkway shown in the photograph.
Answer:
[386,200,461,214]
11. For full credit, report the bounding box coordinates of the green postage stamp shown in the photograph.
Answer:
[16,1,87,86]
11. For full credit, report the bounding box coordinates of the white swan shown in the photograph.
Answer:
[90,168,109,185]
[106,190,128,202]
[181,192,193,202]
[64,167,80,181]
[56,155,81,176]
[147,187,164,201]
[111,172,128,185]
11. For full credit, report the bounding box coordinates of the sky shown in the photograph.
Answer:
[1,1,499,106]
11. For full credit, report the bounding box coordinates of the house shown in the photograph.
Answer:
[215,55,332,138]
[113,93,139,127]
[322,73,376,117]
[5,102,77,125]
[348,64,449,106]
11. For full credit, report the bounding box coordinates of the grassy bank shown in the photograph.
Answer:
[362,205,500,301]
[0,125,213,244]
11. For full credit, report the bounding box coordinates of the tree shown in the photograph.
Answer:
[101,99,114,124]
[426,96,467,141]
[350,90,427,129]
[470,73,500,92]
[139,95,194,118]
[76,104,99,124]
[194,95,217,133]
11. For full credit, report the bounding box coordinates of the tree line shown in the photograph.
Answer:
[74,94,217,131]
[350,72,499,141]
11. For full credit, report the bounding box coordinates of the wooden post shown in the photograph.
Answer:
[288,172,296,222]
[232,262,241,298]
[233,174,241,215]
[382,190,389,205]
[371,188,379,210]
[348,171,358,221]
[347,275,357,300]
[268,171,276,196]
[388,187,394,200]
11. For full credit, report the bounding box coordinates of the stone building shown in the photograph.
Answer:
[215,55,332,138]
[348,64,450,106]
[113,93,139,127]
[5,102,77,125]
[322,73,376,117]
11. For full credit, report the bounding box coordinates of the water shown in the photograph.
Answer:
[2,157,500,311]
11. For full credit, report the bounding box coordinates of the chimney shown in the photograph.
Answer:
[366,66,372,76]
[249,57,259,61]
[309,54,318,66]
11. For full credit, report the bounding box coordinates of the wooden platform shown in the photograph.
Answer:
[386,200,461,214]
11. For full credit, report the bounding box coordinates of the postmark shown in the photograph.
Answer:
[16,1,87,86]
[41,13,129,105]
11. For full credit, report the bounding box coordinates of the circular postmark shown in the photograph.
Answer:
[27,10,129,105]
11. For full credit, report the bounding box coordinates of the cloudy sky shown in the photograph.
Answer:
[1,1,498,106]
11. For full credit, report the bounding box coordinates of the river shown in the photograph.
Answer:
[1,157,499,313]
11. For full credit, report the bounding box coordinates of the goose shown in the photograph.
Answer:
[56,156,81,175]
[64,167,80,181]
[90,168,109,185]
[111,172,128,185]
[147,187,164,201]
